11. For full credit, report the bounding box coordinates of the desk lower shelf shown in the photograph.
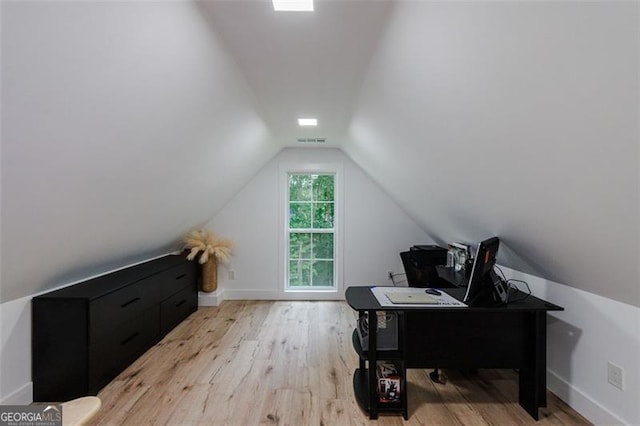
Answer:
[351,329,403,360]
[352,368,406,419]
[351,326,407,420]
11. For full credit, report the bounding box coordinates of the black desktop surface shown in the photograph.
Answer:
[345,286,563,312]
[348,265,562,312]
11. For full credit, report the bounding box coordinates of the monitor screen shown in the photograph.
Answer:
[463,237,500,305]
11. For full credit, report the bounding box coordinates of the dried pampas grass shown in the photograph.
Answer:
[183,229,233,264]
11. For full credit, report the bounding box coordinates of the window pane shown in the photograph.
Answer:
[289,233,311,259]
[313,175,334,201]
[312,233,333,259]
[312,260,334,286]
[289,203,311,228]
[313,202,334,228]
[289,260,311,287]
[287,171,336,290]
[289,174,313,201]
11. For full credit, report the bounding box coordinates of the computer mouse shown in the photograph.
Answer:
[425,288,442,296]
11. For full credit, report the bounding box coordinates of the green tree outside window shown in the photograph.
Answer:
[287,173,335,288]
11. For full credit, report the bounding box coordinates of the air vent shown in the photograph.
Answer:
[297,138,326,144]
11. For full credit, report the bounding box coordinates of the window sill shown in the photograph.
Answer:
[285,288,338,293]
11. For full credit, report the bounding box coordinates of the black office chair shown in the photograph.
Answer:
[400,251,454,288]
[400,250,449,384]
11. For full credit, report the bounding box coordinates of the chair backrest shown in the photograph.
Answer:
[400,251,441,288]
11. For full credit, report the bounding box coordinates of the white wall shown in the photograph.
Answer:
[501,267,640,425]
[0,297,32,405]
[207,147,430,300]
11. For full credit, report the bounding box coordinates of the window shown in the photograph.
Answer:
[286,173,336,289]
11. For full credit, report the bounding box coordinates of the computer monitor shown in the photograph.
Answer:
[463,237,506,305]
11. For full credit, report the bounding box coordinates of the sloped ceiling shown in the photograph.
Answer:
[1,1,278,301]
[343,1,639,306]
[1,1,638,307]
[196,0,393,147]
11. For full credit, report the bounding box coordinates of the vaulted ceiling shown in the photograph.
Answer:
[197,0,393,147]
[1,1,638,306]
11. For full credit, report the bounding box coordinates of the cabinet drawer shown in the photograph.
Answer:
[90,277,159,341]
[160,284,197,335]
[88,306,160,392]
[158,263,197,300]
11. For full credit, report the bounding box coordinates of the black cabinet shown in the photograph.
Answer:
[32,253,198,402]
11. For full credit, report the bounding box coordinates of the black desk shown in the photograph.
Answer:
[345,285,563,420]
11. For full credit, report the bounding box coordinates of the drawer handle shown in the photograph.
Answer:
[121,297,140,308]
[175,273,187,280]
[175,299,187,307]
[121,332,140,346]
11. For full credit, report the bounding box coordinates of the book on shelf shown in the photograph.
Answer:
[376,361,401,403]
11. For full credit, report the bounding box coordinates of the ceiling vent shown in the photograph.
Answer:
[297,138,326,144]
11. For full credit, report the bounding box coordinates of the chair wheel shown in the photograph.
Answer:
[430,369,446,384]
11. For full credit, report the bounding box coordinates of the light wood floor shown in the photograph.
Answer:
[91,301,590,425]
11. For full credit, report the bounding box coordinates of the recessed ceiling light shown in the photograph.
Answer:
[298,118,317,126]
[272,0,314,12]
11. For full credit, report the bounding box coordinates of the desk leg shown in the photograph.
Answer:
[368,310,378,420]
[519,312,546,420]
[358,312,366,371]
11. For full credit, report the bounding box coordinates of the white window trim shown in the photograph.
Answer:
[279,163,343,294]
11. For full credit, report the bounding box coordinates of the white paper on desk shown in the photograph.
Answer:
[371,286,467,307]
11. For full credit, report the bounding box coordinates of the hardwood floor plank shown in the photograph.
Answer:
[90,300,591,425]
[406,371,465,425]
[93,381,150,426]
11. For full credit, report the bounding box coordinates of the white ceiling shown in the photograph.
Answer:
[197,0,394,147]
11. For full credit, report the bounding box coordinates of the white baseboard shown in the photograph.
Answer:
[198,290,223,306]
[222,289,344,301]
[0,382,32,405]
[219,289,274,300]
[547,370,624,425]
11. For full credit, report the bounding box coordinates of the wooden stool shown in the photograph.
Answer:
[61,396,101,426]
